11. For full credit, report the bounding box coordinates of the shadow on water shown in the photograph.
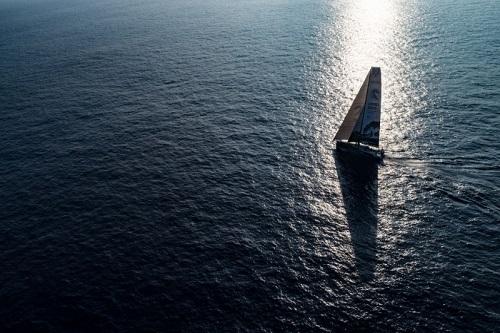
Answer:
[334,152,379,282]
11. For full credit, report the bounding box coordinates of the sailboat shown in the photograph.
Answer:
[334,67,384,161]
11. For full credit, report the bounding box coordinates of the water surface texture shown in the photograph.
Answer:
[1,0,499,331]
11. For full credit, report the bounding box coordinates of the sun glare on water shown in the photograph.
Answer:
[341,0,396,85]
[305,0,411,282]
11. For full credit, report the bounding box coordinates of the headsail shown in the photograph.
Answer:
[349,67,381,146]
[334,72,370,142]
[334,67,382,147]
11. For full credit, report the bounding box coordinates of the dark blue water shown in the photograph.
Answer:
[1,0,499,331]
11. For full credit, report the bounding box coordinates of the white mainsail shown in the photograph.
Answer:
[334,67,382,147]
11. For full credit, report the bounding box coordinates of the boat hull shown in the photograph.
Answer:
[335,140,384,162]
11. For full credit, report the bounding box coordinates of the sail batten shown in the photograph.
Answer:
[334,67,382,147]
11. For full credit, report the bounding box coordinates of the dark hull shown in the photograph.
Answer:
[335,141,384,162]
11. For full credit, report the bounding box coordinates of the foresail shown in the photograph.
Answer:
[333,72,370,141]
[349,67,382,147]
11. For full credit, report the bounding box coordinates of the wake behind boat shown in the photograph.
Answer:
[334,67,384,161]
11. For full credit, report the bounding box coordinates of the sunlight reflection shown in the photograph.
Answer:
[305,0,397,282]
[335,0,395,281]
[304,0,432,283]
[339,0,396,105]
[334,0,428,153]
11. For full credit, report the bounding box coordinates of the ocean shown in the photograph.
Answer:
[1,0,499,331]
